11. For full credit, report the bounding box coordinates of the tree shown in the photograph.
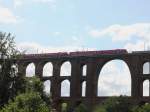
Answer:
[0,32,23,107]
[74,103,88,112]
[0,91,50,112]
[131,103,150,112]
[93,96,134,112]
[23,77,52,109]
[0,77,51,112]
[0,32,52,111]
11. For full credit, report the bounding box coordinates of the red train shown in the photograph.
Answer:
[70,49,127,57]
[22,52,68,58]
[23,49,127,58]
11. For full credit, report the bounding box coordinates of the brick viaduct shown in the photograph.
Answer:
[16,49,150,111]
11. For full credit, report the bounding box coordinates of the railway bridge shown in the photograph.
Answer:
[16,49,150,111]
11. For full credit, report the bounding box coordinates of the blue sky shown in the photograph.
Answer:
[1,0,150,96]
[1,0,150,52]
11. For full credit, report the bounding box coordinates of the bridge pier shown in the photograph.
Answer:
[51,61,61,111]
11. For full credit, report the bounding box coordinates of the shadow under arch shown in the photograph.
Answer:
[97,59,131,97]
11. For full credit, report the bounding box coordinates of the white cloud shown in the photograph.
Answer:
[89,23,150,52]
[14,0,56,8]
[124,40,145,52]
[143,80,149,96]
[17,42,91,54]
[43,80,51,95]
[26,63,35,77]
[33,0,55,3]
[89,23,150,42]
[53,31,61,36]
[14,0,23,7]
[0,6,19,24]
[60,62,71,76]
[98,60,131,96]
[61,80,70,97]
[43,62,53,76]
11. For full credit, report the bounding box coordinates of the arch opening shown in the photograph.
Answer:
[43,62,53,76]
[61,80,70,97]
[60,61,71,76]
[82,81,86,97]
[97,59,131,96]
[143,62,150,74]
[143,80,149,96]
[26,63,35,77]
[43,80,51,95]
[82,65,87,76]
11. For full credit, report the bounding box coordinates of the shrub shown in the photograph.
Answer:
[0,91,50,112]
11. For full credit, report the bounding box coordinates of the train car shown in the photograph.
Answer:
[22,52,68,58]
[22,49,127,58]
[70,49,127,57]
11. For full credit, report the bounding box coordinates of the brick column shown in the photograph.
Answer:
[51,61,61,111]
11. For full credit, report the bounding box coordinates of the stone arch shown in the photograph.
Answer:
[43,80,51,95]
[143,80,149,96]
[26,62,35,77]
[61,79,70,97]
[143,62,150,74]
[60,61,71,76]
[82,65,87,76]
[97,59,131,96]
[43,62,53,76]
[82,81,86,97]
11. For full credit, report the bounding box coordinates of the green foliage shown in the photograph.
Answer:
[23,77,51,108]
[0,77,51,112]
[93,96,133,112]
[139,104,150,112]
[131,103,150,112]
[131,106,140,112]
[24,77,43,93]
[93,105,106,112]
[93,97,150,112]
[0,32,23,107]
[0,91,50,112]
[0,32,51,111]
[61,103,68,112]
[74,103,88,112]
[0,32,19,58]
